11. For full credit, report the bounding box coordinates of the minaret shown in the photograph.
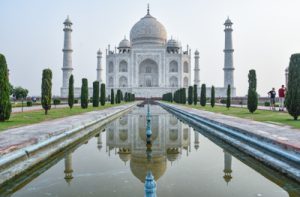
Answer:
[96,49,103,83]
[285,67,289,87]
[223,150,233,184]
[64,153,74,185]
[194,50,200,86]
[62,16,73,94]
[223,17,235,88]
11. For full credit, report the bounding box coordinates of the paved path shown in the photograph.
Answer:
[163,102,300,152]
[0,103,135,156]
[12,104,80,113]
[216,103,284,112]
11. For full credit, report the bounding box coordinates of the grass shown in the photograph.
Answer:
[0,103,123,131]
[174,103,300,129]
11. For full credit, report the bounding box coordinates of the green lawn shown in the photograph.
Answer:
[175,103,300,129]
[0,103,123,131]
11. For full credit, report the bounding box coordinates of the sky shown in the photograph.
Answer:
[1,0,300,96]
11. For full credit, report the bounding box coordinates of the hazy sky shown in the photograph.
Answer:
[1,0,300,96]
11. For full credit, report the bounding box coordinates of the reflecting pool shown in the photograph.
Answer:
[3,105,300,196]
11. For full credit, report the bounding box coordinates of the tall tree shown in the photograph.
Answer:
[211,85,215,108]
[93,81,100,107]
[200,84,206,107]
[41,69,52,115]
[68,75,74,109]
[182,88,186,104]
[188,86,193,105]
[0,54,11,121]
[13,86,28,112]
[193,85,198,105]
[286,54,300,120]
[111,89,115,104]
[226,84,231,109]
[81,78,88,109]
[247,69,258,113]
[100,83,106,106]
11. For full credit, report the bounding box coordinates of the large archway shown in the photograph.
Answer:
[139,59,159,87]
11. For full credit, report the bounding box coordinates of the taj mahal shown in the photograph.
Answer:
[60,6,236,98]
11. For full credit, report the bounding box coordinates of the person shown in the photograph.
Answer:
[268,88,276,111]
[278,85,286,111]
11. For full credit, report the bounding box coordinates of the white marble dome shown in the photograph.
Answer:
[130,12,167,46]
[118,37,131,49]
[167,38,180,48]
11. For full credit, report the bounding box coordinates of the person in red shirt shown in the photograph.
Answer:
[278,85,286,111]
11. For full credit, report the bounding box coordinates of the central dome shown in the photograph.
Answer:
[130,10,167,46]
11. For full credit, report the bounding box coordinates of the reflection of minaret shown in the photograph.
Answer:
[64,153,74,185]
[97,132,103,151]
[223,150,233,184]
[194,131,199,150]
[144,171,157,197]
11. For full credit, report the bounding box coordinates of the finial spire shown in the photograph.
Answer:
[147,4,150,15]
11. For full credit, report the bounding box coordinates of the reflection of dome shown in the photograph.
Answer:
[167,148,179,162]
[119,148,131,164]
[130,155,166,182]
[130,9,167,46]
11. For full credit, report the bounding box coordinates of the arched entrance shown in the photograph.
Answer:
[139,59,158,87]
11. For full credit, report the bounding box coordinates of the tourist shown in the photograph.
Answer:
[278,85,286,111]
[268,88,276,111]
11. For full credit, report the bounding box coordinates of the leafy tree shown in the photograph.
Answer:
[81,78,88,109]
[100,83,106,106]
[0,54,11,121]
[211,85,215,108]
[92,81,100,107]
[200,84,206,107]
[41,69,52,115]
[188,86,193,105]
[286,54,300,120]
[226,84,231,109]
[68,75,74,109]
[193,85,198,105]
[247,69,258,113]
[13,86,29,112]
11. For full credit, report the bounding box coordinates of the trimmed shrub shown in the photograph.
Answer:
[41,69,52,115]
[193,85,198,105]
[100,83,106,106]
[247,69,258,113]
[286,54,300,120]
[111,89,115,104]
[68,75,74,109]
[26,101,33,107]
[53,98,61,105]
[188,86,193,105]
[211,86,215,108]
[81,78,88,109]
[200,84,206,107]
[226,84,231,109]
[93,81,100,107]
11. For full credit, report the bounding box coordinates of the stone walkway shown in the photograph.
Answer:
[216,103,284,112]
[163,102,300,152]
[0,103,135,156]
[12,104,80,113]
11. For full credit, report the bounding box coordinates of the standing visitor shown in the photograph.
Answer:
[278,85,286,111]
[268,88,276,111]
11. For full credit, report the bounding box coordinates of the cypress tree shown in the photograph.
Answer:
[41,69,52,115]
[81,78,88,109]
[116,89,121,104]
[120,90,123,101]
[100,83,106,106]
[68,75,74,109]
[111,89,115,104]
[286,54,300,120]
[226,84,231,109]
[188,86,193,105]
[193,85,198,105]
[92,81,100,107]
[211,85,215,108]
[247,69,258,113]
[182,88,186,104]
[0,54,11,121]
[200,84,206,107]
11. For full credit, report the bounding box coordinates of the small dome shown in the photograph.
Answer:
[130,9,167,46]
[194,50,199,55]
[224,17,233,25]
[64,16,72,25]
[118,37,131,49]
[167,38,180,49]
